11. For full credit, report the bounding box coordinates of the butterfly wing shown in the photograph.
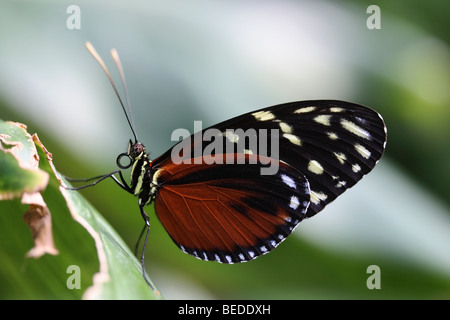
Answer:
[213,100,387,217]
[150,100,387,262]
[153,154,310,263]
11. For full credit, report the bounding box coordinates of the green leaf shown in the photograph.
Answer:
[0,120,48,200]
[0,120,161,299]
[59,180,161,299]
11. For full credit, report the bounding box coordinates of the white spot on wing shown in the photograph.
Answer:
[355,143,371,159]
[355,116,367,124]
[281,174,297,189]
[333,152,347,165]
[310,190,328,204]
[223,130,240,143]
[279,122,293,134]
[314,114,331,126]
[294,106,316,113]
[336,180,347,188]
[252,110,275,121]
[327,132,339,140]
[308,160,324,175]
[283,133,302,146]
[289,195,300,209]
[352,163,362,173]
[341,119,371,139]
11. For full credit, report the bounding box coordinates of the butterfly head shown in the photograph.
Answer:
[116,139,147,169]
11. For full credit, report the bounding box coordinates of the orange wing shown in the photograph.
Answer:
[153,154,310,263]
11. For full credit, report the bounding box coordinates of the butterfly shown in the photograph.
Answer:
[67,42,387,287]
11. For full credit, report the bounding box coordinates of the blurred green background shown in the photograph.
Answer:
[0,0,449,299]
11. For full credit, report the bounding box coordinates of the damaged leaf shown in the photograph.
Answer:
[22,194,58,258]
[59,181,160,299]
[0,121,49,200]
[0,120,56,258]
[0,120,160,299]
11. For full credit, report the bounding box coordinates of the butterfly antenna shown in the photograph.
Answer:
[85,41,139,143]
[110,48,138,143]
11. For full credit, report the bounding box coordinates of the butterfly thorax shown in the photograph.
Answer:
[128,142,157,206]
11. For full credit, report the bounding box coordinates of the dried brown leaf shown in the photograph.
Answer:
[22,192,58,258]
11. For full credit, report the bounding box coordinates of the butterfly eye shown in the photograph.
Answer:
[130,143,145,157]
[116,152,132,169]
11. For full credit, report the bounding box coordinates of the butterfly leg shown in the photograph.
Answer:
[138,205,154,289]
[134,224,147,256]
[112,170,133,193]
[61,169,134,194]
[61,170,121,190]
